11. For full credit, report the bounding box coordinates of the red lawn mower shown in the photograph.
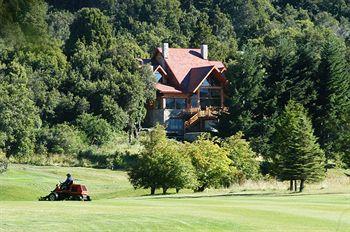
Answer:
[39,183,91,201]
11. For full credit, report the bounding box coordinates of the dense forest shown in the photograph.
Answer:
[0,0,349,167]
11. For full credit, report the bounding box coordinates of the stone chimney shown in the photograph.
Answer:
[162,43,169,59]
[201,44,208,60]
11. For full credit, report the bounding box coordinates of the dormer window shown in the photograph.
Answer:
[202,79,211,87]
[154,71,162,82]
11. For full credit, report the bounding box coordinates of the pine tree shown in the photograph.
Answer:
[217,43,266,138]
[272,101,326,192]
[315,34,350,161]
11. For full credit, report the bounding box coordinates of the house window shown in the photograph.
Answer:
[167,119,184,131]
[166,98,175,109]
[191,95,199,108]
[200,88,221,109]
[154,71,162,82]
[175,99,186,109]
[165,98,186,109]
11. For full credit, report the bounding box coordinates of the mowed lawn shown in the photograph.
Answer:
[1,165,350,232]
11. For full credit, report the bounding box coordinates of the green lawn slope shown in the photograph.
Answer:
[1,165,350,232]
[1,194,350,231]
[0,164,150,201]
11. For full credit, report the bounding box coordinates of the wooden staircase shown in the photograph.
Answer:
[184,111,200,129]
[183,107,228,129]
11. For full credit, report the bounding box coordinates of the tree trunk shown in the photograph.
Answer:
[162,187,168,195]
[176,188,180,194]
[150,186,156,195]
[196,183,207,192]
[294,180,297,192]
[128,130,132,144]
[289,180,294,191]
[300,179,305,192]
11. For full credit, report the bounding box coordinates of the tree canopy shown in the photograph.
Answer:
[0,0,348,167]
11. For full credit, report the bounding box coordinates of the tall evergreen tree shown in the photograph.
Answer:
[272,101,326,192]
[315,34,350,160]
[217,43,266,138]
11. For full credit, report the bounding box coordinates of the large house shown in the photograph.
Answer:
[143,43,227,139]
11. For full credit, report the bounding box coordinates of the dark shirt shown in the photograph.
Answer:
[62,176,73,186]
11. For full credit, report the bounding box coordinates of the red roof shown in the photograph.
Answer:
[157,48,224,79]
[155,83,182,94]
[153,47,226,94]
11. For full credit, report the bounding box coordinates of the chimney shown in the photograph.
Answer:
[201,44,208,60]
[162,43,169,59]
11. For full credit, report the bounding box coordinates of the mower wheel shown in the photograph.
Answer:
[48,193,57,201]
[86,196,91,201]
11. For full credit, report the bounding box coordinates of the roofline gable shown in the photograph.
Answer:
[192,66,226,93]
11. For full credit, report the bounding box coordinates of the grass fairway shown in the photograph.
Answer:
[1,165,350,231]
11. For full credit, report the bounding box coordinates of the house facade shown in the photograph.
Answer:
[144,43,227,139]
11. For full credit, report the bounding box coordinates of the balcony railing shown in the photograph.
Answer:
[184,106,227,128]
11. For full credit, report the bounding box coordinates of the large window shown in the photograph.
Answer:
[165,98,186,109]
[200,88,221,109]
[167,119,184,131]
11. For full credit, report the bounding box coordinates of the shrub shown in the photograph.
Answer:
[185,135,232,192]
[223,132,261,184]
[36,124,86,155]
[77,113,113,146]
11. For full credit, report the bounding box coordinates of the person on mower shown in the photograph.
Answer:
[60,173,73,190]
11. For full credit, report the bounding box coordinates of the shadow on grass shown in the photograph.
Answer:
[136,191,350,200]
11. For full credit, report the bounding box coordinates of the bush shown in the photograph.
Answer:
[11,153,79,167]
[77,113,113,146]
[185,135,232,192]
[36,124,86,155]
[223,132,261,184]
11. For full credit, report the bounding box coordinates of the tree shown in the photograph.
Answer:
[65,8,113,56]
[0,62,40,158]
[185,135,232,192]
[36,123,86,155]
[77,113,113,146]
[272,101,326,192]
[315,34,350,161]
[223,132,261,183]
[217,43,268,154]
[128,125,196,195]
[0,0,50,45]
[47,10,75,43]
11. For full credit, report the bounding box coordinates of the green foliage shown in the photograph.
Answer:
[128,125,196,194]
[35,124,86,155]
[0,0,50,45]
[0,62,40,158]
[315,34,350,160]
[47,10,75,43]
[185,135,233,192]
[0,0,349,167]
[65,8,113,56]
[272,101,326,192]
[77,114,113,146]
[223,132,261,183]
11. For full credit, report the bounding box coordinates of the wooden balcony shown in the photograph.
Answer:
[184,106,227,129]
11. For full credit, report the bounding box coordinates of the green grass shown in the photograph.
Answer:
[0,164,151,200]
[1,165,350,231]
